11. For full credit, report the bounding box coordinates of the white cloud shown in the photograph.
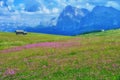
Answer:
[106,1,120,10]
[85,3,95,11]
[52,8,59,13]
[42,6,50,14]
[19,3,25,10]
[0,1,4,7]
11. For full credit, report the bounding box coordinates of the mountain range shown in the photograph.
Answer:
[1,5,120,35]
[25,5,120,35]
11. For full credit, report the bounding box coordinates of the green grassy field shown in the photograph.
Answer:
[0,32,72,50]
[0,30,120,80]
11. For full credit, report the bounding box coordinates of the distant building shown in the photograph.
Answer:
[101,29,105,32]
[15,30,27,35]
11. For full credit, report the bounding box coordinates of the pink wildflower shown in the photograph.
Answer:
[3,68,16,76]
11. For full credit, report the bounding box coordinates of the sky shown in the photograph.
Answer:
[1,0,120,14]
[0,0,120,26]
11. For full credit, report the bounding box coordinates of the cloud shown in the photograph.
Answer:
[52,8,59,13]
[106,1,120,10]
[1,0,120,16]
[7,0,14,4]
[42,6,50,14]
[84,3,95,11]
[24,0,40,12]
[8,0,119,14]
[0,0,15,11]
[0,1,4,7]
[18,3,25,10]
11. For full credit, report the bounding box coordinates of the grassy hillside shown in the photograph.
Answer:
[0,32,72,50]
[0,30,120,80]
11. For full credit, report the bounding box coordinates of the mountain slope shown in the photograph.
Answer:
[56,5,89,31]
[56,6,120,35]
[80,6,120,33]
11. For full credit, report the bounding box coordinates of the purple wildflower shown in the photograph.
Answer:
[3,68,16,76]
[0,40,80,53]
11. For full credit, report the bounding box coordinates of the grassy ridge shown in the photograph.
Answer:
[0,30,120,80]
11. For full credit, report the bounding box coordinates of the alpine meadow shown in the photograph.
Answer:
[0,0,120,80]
[0,29,120,80]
